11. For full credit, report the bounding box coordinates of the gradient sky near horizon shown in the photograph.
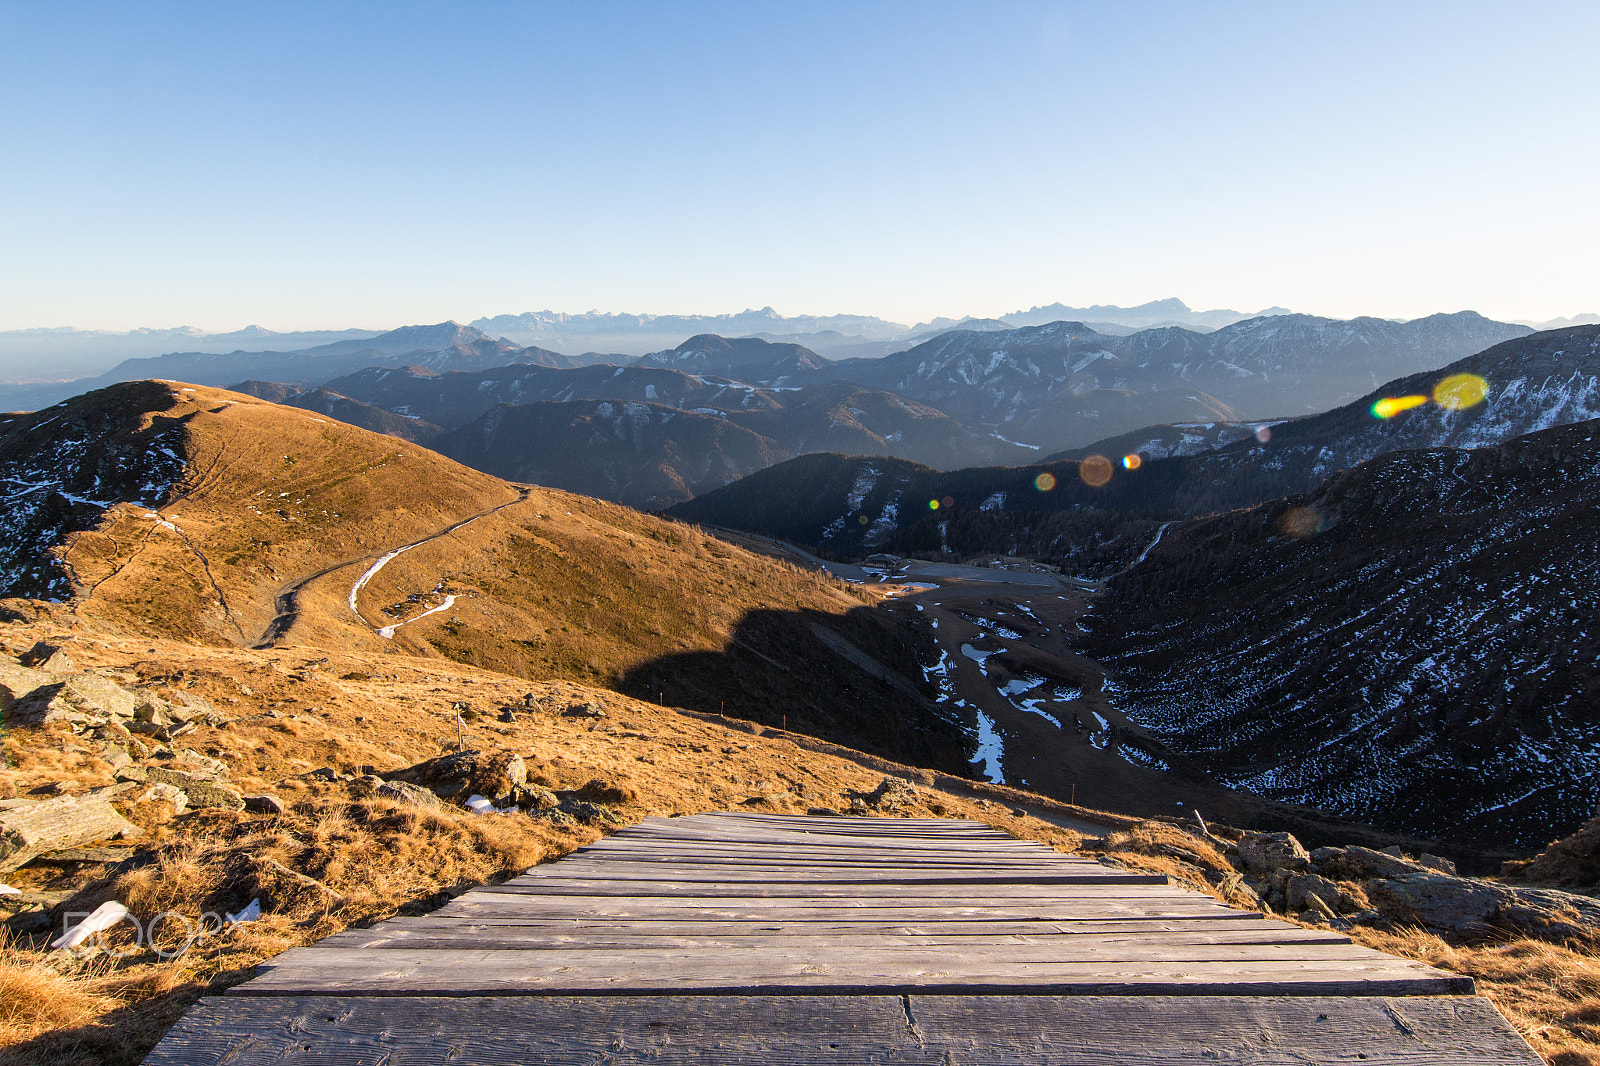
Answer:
[2,1,1597,332]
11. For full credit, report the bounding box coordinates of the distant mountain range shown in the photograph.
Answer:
[11,299,1584,393]
[824,312,1533,450]
[1083,416,1600,849]
[0,322,587,411]
[0,312,1572,518]
[669,325,1600,555]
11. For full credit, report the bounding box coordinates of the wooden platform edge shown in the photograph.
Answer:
[142,993,1542,1065]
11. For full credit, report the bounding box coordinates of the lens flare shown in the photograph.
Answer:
[1079,455,1114,488]
[1370,395,1428,419]
[1121,454,1142,470]
[1033,472,1057,492]
[1278,506,1324,539]
[942,495,955,508]
[858,515,870,525]
[1433,373,1488,410]
[1254,425,1272,444]
[927,499,939,510]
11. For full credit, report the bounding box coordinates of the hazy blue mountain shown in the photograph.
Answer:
[1001,298,1292,331]
[0,324,382,382]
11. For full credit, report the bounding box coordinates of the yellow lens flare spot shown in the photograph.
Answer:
[1278,506,1324,539]
[1433,372,1488,410]
[1078,455,1114,488]
[1033,472,1057,492]
[1370,394,1428,419]
[858,515,870,525]
[1121,453,1142,470]
[928,499,940,510]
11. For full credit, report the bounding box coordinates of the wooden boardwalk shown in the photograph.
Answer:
[146,813,1541,1063]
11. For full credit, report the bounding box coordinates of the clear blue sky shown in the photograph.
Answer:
[2,1,1596,331]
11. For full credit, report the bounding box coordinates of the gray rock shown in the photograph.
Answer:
[142,766,243,810]
[375,780,447,812]
[1418,853,1458,876]
[172,749,228,778]
[1322,845,1426,880]
[60,674,137,719]
[10,673,140,728]
[562,701,606,718]
[559,799,624,827]
[19,642,74,672]
[138,783,188,813]
[0,661,54,710]
[1235,831,1310,875]
[1368,872,1503,932]
[386,750,527,800]
[867,777,919,812]
[1286,872,1343,914]
[501,784,559,811]
[527,807,578,827]
[243,794,285,815]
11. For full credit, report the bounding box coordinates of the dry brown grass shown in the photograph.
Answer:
[1097,820,1251,904]
[0,953,121,1048]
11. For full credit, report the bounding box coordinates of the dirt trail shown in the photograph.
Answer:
[252,487,529,648]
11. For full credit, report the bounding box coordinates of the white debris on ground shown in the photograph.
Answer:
[52,900,131,951]
[226,898,262,925]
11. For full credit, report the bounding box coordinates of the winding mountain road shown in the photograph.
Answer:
[252,487,529,649]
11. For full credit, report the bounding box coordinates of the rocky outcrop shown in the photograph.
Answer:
[0,786,143,872]
[384,749,528,803]
[1227,830,1600,943]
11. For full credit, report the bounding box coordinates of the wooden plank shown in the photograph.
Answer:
[259,942,1422,969]
[452,887,1210,906]
[311,927,1354,951]
[143,994,1544,1065]
[474,882,1181,898]
[430,903,1267,922]
[236,946,1471,996]
[348,915,1275,936]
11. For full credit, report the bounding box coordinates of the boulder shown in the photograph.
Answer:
[1285,872,1344,914]
[562,701,606,719]
[1418,853,1458,876]
[502,784,559,811]
[138,783,189,814]
[386,750,527,802]
[867,777,918,812]
[1320,845,1428,881]
[0,661,54,711]
[0,790,143,871]
[1235,831,1310,875]
[558,799,624,827]
[243,794,285,815]
[18,642,74,673]
[142,767,243,811]
[375,780,447,812]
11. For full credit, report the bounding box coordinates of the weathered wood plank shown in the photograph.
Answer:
[312,927,1354,951]
[430,902,1278,922]
[349,915,1275,936]
[142,994,1544,1065]
[238,946,1470,996]
[480,877,1183,896]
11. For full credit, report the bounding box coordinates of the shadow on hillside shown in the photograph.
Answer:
[618,604,975,778]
